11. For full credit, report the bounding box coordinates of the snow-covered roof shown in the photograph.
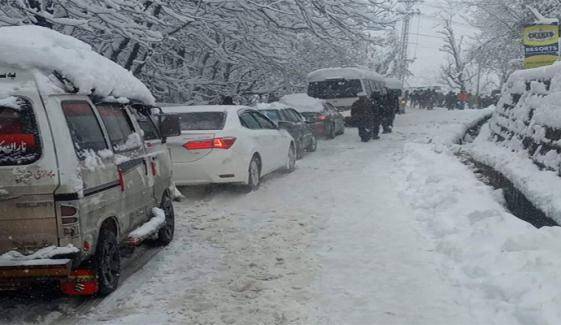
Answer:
[384,78,403,90]
[254,102,290,111]
[161,105,249,113]
[0,26,155,105]
[307,67,384,83]
[279,93,325,113]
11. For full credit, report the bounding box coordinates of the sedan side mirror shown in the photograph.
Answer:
[158,114,181,142]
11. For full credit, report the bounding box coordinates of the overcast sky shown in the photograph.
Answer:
[406,0,477,88]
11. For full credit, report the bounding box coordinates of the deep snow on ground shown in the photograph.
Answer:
[5,108,561,325]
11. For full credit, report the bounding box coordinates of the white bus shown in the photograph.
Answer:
[306,67,386,115]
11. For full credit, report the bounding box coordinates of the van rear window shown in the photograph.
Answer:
[0,97,41,166]
[178,112,226,130]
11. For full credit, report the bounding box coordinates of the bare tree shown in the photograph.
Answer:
[438,15,473,91]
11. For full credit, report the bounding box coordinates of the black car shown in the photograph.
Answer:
[257,104,317,159]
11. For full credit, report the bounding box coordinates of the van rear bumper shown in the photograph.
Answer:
[0,259,72,279]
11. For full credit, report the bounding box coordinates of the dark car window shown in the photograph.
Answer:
[177,112,226,130]
[137,115,160,141]
[308,79,363,99]
[282,109,301,123]
[261,109,281,122]
[96,104,139,152]
[0,97,42,166]
[62,101,108,159]
[239,112,261,129]
[251,112,277,129]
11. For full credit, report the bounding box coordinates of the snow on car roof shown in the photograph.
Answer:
[160,105,250,113]
[385,78,402,90]
[307,67,384,83]
[254,102,291,111]
[0,26,155,105]
[279,93,325,113]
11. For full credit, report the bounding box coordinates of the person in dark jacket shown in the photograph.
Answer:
[370,90,384,139]
[351,92,373,142]
[382,88,399,133]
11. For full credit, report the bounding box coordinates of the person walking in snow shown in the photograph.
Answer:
[382,88,399,133]
[351,92,373,142]
[370,89,384,139]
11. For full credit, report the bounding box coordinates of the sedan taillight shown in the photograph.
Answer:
[318,115,328,121]
[183,137,237,150]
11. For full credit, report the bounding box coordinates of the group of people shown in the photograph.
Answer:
[350,89,399,142]
[405,89,500,111]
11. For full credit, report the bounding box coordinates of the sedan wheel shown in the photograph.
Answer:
[245,156,261,192]
[307,136,318,152]
[285,144,296,173]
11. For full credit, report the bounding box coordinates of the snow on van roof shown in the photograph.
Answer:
[0,26,155,105]
[279,93,324,113]
[384,78,402,90]
[307,67,384,83]
[161,105,249,113]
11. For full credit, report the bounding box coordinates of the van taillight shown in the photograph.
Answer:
[61,205,78,225]
[183,137,236,150]
[61,205,77,216]
[318,115,327,121]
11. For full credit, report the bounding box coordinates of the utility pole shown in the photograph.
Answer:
[397,0,421,85]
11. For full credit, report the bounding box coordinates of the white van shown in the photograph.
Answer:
[307,67,386,115]
[0,26,180,296]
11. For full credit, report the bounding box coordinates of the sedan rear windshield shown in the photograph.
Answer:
[0,97,41,166]
[178,112,226,130]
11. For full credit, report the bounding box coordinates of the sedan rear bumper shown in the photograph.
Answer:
[173,152,247,186]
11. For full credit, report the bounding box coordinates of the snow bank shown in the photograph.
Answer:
[129,208,166,240]
[400,142,561,325]
[0,26,155,105]
[466,63,561,221]
[307,67,384,82]
[280,93,325,112]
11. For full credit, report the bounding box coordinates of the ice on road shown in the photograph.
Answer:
[71,108,561,325]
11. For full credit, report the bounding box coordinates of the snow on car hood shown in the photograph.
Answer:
[0,26,155,105]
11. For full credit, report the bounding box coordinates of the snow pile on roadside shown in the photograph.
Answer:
[464,62,561,222]
[0,26,155,105]
[280,93,325,112]
[129,208,166,240]
[466,126,561,223]
[399,142,561,325]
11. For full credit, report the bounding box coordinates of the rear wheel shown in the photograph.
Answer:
[155,192,175,246]
[296,140,305,160]
[95,227,120,296]
[284,143,296,173]
[327,123,336,139]
[307,136,317,152]
[244,156,261,192]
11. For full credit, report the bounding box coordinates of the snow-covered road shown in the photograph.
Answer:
[8,108,561,325]
[76,108,492,325]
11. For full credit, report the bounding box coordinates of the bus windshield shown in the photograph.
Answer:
[307,79,363,99]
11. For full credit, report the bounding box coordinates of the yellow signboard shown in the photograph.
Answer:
[523,23,560,69]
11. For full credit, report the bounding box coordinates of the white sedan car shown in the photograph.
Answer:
[161,105,296,191]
